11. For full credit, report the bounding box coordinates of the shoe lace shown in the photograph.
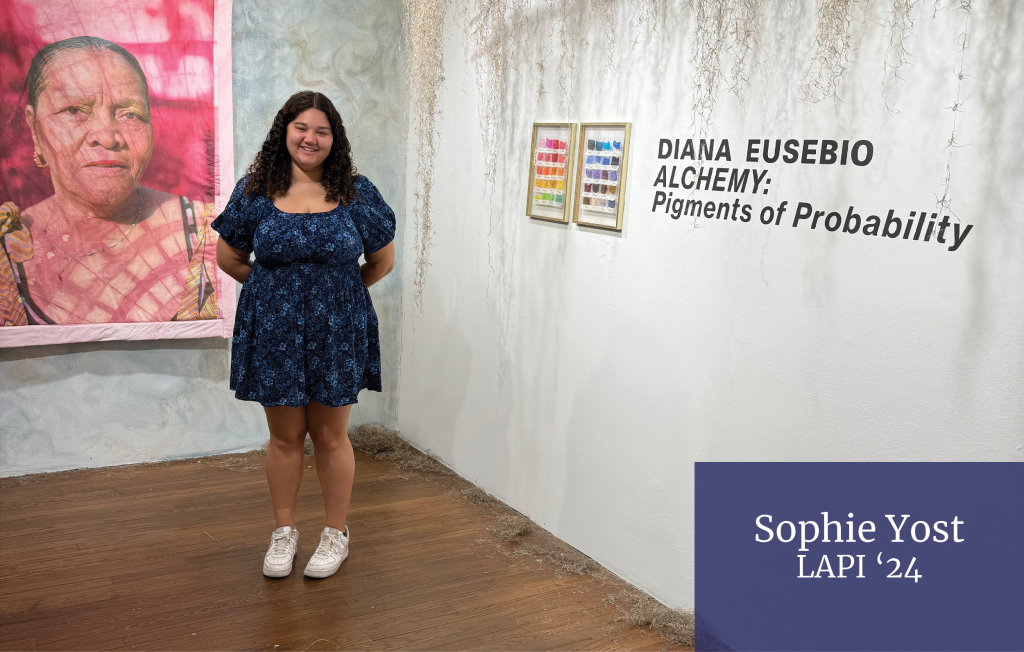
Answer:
[270,532,293,555]
[314,532,343,558]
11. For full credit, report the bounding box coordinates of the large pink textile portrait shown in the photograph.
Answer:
[0,0,234,346]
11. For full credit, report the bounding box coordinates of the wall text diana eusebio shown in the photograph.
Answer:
[650,138,973,252]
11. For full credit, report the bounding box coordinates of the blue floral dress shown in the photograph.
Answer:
[211,175,395,407]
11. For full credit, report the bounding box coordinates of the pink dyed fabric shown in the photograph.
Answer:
[0,0,235,346]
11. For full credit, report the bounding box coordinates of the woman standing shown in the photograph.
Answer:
[212,91,395,579]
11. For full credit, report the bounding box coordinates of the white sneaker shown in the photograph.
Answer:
[263,526,299,577]
[304,526,349,578]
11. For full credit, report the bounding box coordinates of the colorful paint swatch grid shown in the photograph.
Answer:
[580,138,622,214]
[533,137,569,208]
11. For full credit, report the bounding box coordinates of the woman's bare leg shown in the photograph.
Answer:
[264,406,308,528]
[305,402,355,531]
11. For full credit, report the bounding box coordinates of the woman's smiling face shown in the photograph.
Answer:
[286,108,333,173]
[27,47,153,210]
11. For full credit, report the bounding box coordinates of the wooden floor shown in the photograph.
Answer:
[0,451,688,651]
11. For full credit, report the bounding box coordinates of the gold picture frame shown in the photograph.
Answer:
[572,122,632,231]
[526,122,577,223]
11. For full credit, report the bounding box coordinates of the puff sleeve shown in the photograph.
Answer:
[211,176,260,252]
[351,176,396,255]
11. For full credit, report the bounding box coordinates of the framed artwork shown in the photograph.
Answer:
[572,122,632,231]
[0,0,236,347]
[526,122,576,223]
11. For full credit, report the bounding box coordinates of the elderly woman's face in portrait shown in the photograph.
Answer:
[26,47,153,210]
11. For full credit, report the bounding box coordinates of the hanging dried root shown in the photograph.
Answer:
[690,0,730,132]
[725,0,764,100]
[800,0,855,103]
[405,0,450,314]
[935,0,971,215]
[465,0,529,182]
[555,0,585,114]
[881,0,919,113]
[690,0,765,132]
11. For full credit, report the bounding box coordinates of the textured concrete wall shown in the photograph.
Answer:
[231,0,406,429]
[0,340,265,476]
[0,0,406,477]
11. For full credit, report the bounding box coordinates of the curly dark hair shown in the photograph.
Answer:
[245,91,356,205]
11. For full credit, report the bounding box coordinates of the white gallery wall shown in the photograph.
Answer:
[396,2,1024,608]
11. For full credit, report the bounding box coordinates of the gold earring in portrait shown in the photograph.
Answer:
[33,151,46,167]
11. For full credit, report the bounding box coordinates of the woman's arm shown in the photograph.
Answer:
[361,241,395,288]
[216,238,253,283]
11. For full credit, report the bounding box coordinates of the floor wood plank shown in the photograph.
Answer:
[1,452,689,651]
